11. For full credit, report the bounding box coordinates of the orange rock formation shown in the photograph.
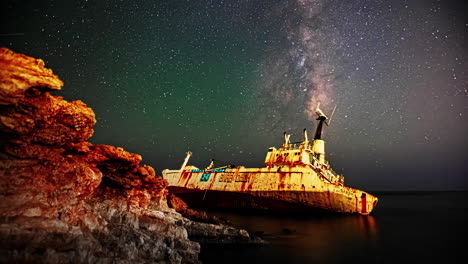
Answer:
[0,47,199,263]
[0,48,260,263]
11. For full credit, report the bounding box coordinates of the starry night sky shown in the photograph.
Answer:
[2,0,467,190]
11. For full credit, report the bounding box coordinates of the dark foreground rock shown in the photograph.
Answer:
[0,48,261,263]
[168,192,266,245]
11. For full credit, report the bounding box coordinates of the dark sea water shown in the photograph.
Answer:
[199,192,467,264]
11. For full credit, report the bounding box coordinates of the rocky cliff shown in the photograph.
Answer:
[0,48,254,263]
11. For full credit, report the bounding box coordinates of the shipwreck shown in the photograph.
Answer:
[163,105,378,215]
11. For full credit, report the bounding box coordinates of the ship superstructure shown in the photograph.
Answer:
[163,106,378,215]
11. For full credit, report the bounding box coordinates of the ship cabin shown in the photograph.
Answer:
[264,129,344,186]
[264,129,325,168]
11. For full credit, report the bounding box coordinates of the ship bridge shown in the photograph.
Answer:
[264,139,321,168]
[264,117,344,186]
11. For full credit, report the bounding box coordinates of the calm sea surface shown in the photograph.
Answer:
[199,191,467,264]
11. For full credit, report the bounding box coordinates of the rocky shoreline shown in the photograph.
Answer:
[0,48,263,263]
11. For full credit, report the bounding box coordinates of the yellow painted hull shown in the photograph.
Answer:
[163,166,378,215]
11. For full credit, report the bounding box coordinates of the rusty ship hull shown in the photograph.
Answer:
[168,187,335,213]
[163,106,378,215]
[163,156,378,215]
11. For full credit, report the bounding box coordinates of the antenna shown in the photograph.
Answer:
[326,105,337,126]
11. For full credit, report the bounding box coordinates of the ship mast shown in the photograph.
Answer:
[281,131,292,150]
[180,151,192,171]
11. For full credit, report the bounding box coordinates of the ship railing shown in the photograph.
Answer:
[280,142,310,150]
[315,161,345,185]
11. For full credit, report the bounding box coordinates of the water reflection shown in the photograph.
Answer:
[200,193,468,263]
[201,211,379,264]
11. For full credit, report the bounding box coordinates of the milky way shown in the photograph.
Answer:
[1,0,467,190]
[258,0,337,127]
